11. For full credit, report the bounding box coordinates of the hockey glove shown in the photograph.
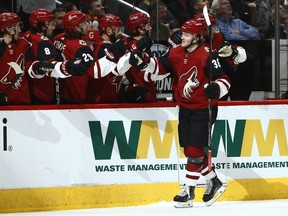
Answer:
[105,39,126,62]
[125,84,150,103]
[204,82,220,99]
[129,50,150,71]
[61,58,86,76]
[167,29,182,48]
[218,41,238,59]
[0,39,6,58]
[33,61,55,75]
[0,92,8,105]
[131,37,154,52]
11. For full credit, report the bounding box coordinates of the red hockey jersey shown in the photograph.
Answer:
[25,33,57,104]
[123,37,157,102]
[0,37,32,105]
[161,45,230,109]
[53,34,93,104]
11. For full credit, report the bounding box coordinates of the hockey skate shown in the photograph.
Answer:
[173,185,195,208]
[202,176,226,206]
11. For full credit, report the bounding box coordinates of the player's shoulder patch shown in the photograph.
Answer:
[79,39,88,46]
[204,46,210,52]
[214,26,220,33]
[40,36,50,41]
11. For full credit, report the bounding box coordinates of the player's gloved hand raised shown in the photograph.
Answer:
[0,39,6,58]
[132,37,153,52]
[61,58,86,76]
[204,82,220,99]
[105,39,126,62]
[218,41,238,59]
[129,50,150,71]
[33,61,55,75]
[167,29,182,48]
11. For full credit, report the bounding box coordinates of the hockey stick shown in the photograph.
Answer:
[203,5,213,172]
[115,0,150,18]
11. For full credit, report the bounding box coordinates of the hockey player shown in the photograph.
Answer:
[53,10,126,104]
[122,12,156,103]
[86,13,125,103]
[24,8,57,104]
[26,8,94,104]
[128,19,230,207]
[0,12,52,105]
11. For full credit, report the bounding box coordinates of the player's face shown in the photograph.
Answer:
[54,11,65,30]
[110,26,123,37]
[46,21,56,37]
[6,22,22,41]
[78,21,89,35]
[181,32,195,48]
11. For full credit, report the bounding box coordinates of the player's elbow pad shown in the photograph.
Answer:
[234,46,247,64]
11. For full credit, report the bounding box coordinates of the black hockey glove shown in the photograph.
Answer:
[204,82,220,99]
[62,58,86,76]
[33,61,55,75]
[105,39,126,63]
[129,50,150,71]
[0,40,6,58]
[131,37,154,52]
[0,92,8,105]
[218,41,238,59]
[125,84,149,103]
[167,29,182,48]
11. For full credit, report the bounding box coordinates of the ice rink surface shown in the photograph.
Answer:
[2,199,288,216]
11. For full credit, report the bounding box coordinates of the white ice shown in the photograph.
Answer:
[1,200,288,216]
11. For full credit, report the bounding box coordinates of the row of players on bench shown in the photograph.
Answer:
[0,9,244,105]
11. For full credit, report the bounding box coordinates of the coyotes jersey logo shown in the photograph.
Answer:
[179,66,199,99]
[0,54,24,91]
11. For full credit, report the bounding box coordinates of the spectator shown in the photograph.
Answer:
[149,1,171,41]
[139,0,178,30]
[257,0,275,39]
[278,4,288,39]
[164,0,191,26]
[88,0,106,21]
[189,0,211,18]
[230,0,259,27]
[210,0,260,40]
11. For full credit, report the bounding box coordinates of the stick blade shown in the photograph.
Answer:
[203,5,211,27]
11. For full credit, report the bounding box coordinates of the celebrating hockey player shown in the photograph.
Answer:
[128,18,230,207]
[0,12,53,105]
[24,8,58,104]
[52,10,126,104]
[87,13,125,103]
[122,12,156,103]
